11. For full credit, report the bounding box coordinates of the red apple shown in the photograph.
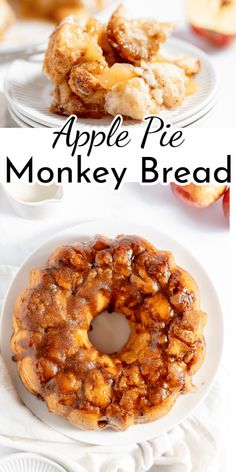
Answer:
[191,25,236,47]
[186,0,236,47]
[223,188,230,223]
[171,183,227,208]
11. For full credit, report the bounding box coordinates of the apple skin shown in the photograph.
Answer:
[223,188,230,223]
[171,183,227,208]
[191,24,236,47]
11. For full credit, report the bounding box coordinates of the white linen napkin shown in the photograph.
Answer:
[0,265,224,472]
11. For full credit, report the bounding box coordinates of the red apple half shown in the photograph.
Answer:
[223,188,230,223]
[191,25,236,47]
[171,183,227,208]
[186,0,236,47]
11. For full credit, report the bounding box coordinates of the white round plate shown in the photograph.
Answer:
[7,104,45,128]
[0,20,53,56]
[0,219,223,447]
[7,106,30,128]
[178,99,217,127]
[183,103,217,127]
[4,37,218,128]
[8,95,217,129]
[0,453,66,472]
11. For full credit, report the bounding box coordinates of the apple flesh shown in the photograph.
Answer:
[223,188,230,223]
[186,0,236,47]
[171,183,227,208]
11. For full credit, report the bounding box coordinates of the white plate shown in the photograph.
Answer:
[4,37,218,128]
[8,96,217,129]
[0,219,223,446]
[0,20,53,56]
[0,453,66,472]
[183,104,217,127]
[6,106,24,128]
[7,104,45,128]
[178,99,217,127]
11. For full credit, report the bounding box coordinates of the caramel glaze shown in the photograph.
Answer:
[11,235,206,431]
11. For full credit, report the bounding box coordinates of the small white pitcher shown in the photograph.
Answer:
[1,182,64,219]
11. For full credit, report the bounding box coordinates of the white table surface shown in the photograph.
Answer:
[0,0,232,469]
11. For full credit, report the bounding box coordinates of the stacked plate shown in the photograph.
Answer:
[0,454,66,472]
[4,38,218,129]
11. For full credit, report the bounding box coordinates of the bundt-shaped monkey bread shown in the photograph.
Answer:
[11,235,206,431]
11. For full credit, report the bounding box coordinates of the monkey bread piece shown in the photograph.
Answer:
[43,18,107,85]
[104,63,189,119]
[0,0,15,40]
[50,81,107,118]
[149,63,189,108]
[107,5,175,65]
[11,235,206,431]
[164,55,201,77]
[104,77,163,121]
[68,62,107,108]
[18,0,107,22]
[43,5,201,120]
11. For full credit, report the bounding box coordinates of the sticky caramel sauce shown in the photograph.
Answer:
[186,78,199,96]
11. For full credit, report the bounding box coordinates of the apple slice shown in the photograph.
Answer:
[223,188,230,223]
[99,63,137,89]
[186,0,236,47]
[171,183,227,208]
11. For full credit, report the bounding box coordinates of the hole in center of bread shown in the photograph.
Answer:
[88,311,131,355]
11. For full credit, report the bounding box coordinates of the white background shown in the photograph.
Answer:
[0,0,234,470]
